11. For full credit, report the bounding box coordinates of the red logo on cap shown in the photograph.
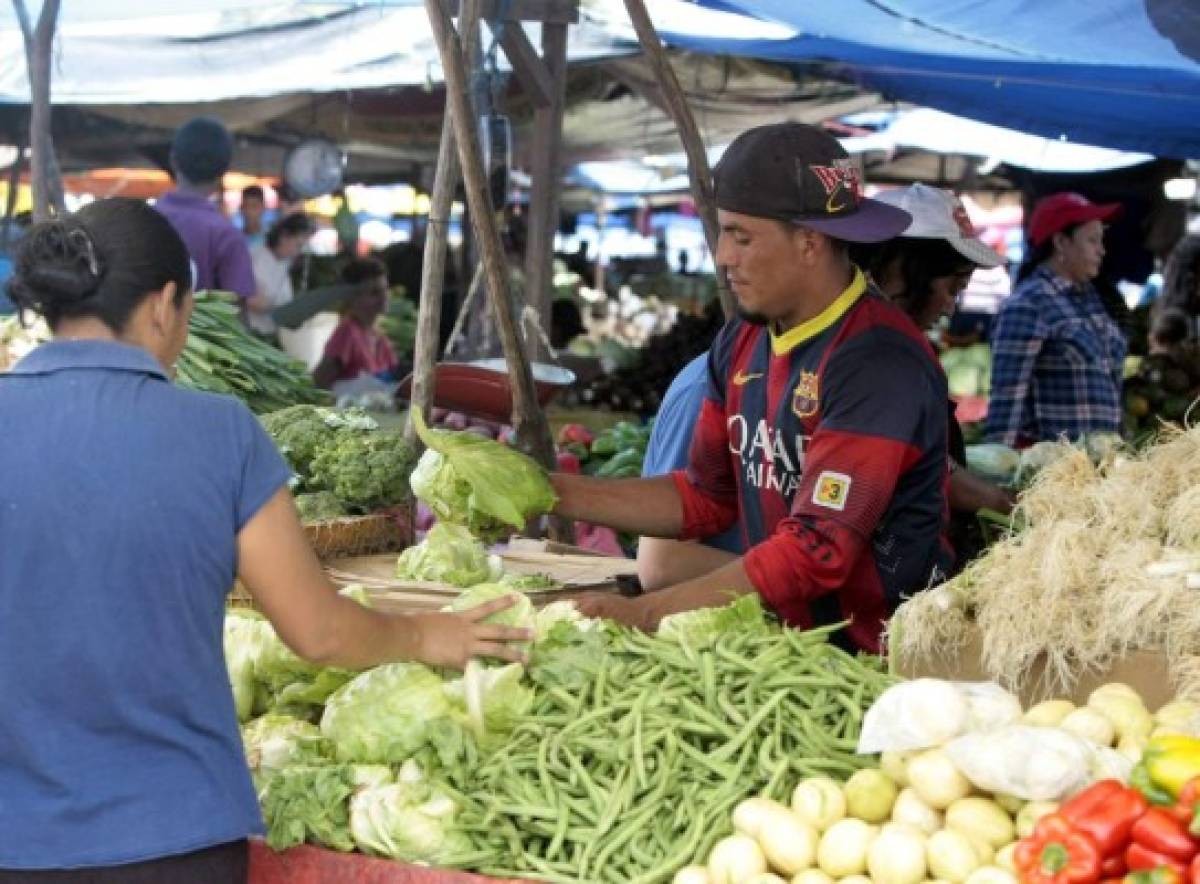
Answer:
[809,160,862,212]
[952,203,977,238]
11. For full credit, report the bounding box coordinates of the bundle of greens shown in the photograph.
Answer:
[175,291,329,413]
[409,411,556,542]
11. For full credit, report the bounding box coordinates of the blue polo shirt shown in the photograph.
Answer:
[0,339,291,869]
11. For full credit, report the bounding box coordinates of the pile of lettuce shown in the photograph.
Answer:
[225,583,573,860]
[393,523,503,587]
[409,411,556,542]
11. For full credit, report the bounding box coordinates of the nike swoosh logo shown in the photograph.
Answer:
[732,371,764,386]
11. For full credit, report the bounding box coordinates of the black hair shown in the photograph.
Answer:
[241,185,265,203]
[340,256,388,286]
[266,212,315,250]
[851,236,973,323]
[171,116,233,185]
[1161,234,1200,318]
[7,198,191,332]
[1017,222,1081,283]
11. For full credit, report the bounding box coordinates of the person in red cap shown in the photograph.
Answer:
[550,122,953,654]
[985,192,1126,447]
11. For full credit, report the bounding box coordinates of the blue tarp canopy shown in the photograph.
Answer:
[666,0,1200,159]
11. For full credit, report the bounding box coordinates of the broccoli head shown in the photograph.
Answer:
[259,406,339,485]
[294,491,349,523]
[309,430,416,513]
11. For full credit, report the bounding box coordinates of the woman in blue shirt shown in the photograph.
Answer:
[0,199,527,883]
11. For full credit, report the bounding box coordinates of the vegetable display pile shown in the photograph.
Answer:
[260,405,416,517]
[556,420,653,480]
[675,677,1200,884]
[176,291,330,413]
[941,344,992,400]
[891,426,1200,698]
[2,292,328,414]
[225,596,893,881]
[1123,350,1200,439]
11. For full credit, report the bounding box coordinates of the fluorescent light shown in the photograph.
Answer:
[1164,178,1197,201]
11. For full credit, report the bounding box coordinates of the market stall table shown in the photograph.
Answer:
[249,841,532,884]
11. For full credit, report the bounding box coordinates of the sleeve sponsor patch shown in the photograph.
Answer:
[812,471,852,511]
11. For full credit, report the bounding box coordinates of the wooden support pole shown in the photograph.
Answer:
[406,0,485,447]
[522,20,569,362]
[13,0,64,222]
[424,0,557,475]
[619,0,735,319]
[498,26,554,108]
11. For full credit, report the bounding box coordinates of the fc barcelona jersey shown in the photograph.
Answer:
[674,268,951,652]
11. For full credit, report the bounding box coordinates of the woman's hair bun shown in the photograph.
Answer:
[8,222,106,310]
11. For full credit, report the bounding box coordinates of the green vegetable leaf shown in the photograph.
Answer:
[409,410,556,542]
[657,593,769,651]
[259,764,356,852]
[394,522,502,587]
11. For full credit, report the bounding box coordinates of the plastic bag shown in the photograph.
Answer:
[944,725,1093,801]
[857,679,1022,754]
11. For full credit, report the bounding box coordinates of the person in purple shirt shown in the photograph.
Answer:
[155,117,256,301]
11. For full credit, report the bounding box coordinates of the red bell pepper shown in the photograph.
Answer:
[1104,856,1130,879]
[1130,809,1200,867]
[1061,780,1151,859]
[557,424,595,447]
[1170,779,1200,837]
[1016,814,1104,884]
[1189,854,1200,884]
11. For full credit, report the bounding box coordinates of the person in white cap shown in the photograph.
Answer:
[852,183,1014,568]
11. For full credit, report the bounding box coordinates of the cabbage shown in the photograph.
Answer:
[533,600,597,641]
[259,764,356,852]
[449,582,536,631]
[394,522,502,587]
[241,713,331,775]
[320,662,452,763]
[964,443,1021,486]
[409,410,557,542]
[349,767,472,864]
[658,594,769,650]
[444,659,533,738]
[223,611,273,722]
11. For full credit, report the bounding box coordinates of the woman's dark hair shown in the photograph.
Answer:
[6,198,191,332]
[340,256,387,286]
[1017,222,1081,283]
[266,212,315,250]
[241,184,264,203]
[851,236,973,323]
[1160,234,1200,318]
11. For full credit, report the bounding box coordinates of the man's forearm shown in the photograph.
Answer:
[636,557,757,629]
[550,473,684,537]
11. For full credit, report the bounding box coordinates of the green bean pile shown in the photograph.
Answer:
[443,624,893,884]
[175,292,330,414]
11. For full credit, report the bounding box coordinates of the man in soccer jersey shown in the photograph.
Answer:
[552,123,951,653]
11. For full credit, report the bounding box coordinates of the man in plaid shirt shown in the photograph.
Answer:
[986,193,1127,447]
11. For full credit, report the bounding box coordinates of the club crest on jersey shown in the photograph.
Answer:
[791,370,819,418]
[812,471,851,511]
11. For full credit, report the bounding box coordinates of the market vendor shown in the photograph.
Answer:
[985,192,1126,447]
[312,256,399,391]
[246,212,315,341]
[0,199,528,882]
[852,184,1015,567]
[555,122,952,653]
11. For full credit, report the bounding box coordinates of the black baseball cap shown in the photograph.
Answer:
[714,122,911,243]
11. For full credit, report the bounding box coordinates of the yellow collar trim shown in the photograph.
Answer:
[769,267,867,356]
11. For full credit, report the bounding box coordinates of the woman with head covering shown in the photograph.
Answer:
[983,192,1126,447]
[854,183,1015,567]
[0,198,527,883]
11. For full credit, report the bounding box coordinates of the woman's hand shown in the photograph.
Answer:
[409,594,533,670]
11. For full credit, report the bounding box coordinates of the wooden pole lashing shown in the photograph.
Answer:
[423,0,558,475]
[406,0,485,447]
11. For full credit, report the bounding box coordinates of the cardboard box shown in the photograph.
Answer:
[895,625,1175,708]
